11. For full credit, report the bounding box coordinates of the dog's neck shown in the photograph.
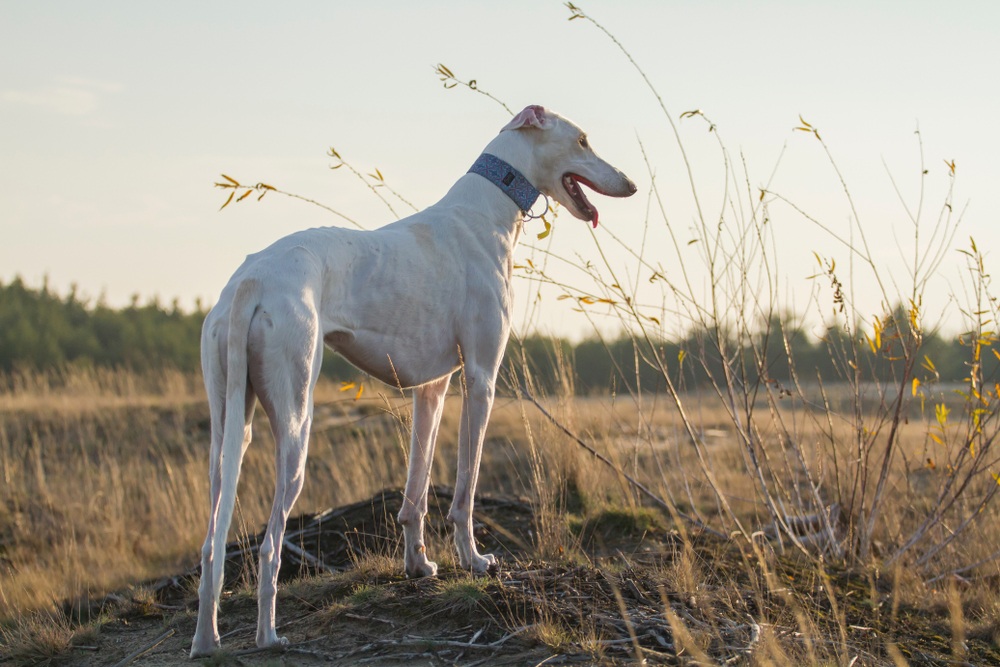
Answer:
[482,129,541,188]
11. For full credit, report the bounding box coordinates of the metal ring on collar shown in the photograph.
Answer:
[523,193,550,221]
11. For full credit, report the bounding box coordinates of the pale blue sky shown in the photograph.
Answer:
[2,1,997,339]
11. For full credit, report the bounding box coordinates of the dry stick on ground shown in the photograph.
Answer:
[282,537,340,574]
[924,544,1000,586]
[517,382,726,539]
[109,628,175,667]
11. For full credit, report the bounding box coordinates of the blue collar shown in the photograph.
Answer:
[468,153,540,215]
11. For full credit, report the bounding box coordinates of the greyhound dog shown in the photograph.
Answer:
[190,105,636,656]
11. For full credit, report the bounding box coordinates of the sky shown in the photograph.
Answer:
[2,1,998,341]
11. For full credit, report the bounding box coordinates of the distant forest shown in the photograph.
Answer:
[0,276,990,392]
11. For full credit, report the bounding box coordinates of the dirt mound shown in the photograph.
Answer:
[147,486,537,605]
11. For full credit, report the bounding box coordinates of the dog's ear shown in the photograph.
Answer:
[501,105,551,132]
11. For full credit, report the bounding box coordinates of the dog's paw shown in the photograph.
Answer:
[256,633,290,650]
[189,637,221,659]
[405,542,439,578]
[469,552,499,575]
[405,557,439,578]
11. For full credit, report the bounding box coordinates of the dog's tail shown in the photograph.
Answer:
[211,278,261,601]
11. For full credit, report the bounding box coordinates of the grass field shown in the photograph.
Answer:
[2,368,1000,665]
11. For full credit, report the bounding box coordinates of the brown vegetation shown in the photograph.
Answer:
[2,370,1000,664]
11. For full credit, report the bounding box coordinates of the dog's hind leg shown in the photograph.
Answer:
[249,302,324,649]
[398,374,451,577]
[191,325,257,657]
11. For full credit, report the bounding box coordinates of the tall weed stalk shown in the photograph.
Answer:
[557,3,996,577]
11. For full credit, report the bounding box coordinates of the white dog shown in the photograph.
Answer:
[190,105,636,656]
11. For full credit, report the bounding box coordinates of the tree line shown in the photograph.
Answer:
[0,277,988,391]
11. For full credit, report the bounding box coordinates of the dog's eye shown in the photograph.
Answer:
[578,135,589,149]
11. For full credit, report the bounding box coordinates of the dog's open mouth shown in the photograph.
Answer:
[562,173,600,227]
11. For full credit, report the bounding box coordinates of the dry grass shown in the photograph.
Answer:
[3,368,999,616]
[2,367,1000,664]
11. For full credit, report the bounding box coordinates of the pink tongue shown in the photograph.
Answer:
[575,176,598,227]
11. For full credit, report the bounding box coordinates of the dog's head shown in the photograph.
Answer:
[501,105,636,227]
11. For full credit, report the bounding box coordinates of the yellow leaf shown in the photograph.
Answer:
[930,432,943,445]
[221,174,240,186]
[219,191,235,211]
[935,403,950,427]
[579,296,596,305]
[557,295,572,300]
[355,384,364,400]
[237,189,253,202]
[912,377,920,396]
[340,382,355,392]
[678,350,686,365]
[992,471,1000,485]
[536,218,552,240]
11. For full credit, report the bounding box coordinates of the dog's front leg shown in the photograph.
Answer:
[398,374,451,577]
[448,364,499,573]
